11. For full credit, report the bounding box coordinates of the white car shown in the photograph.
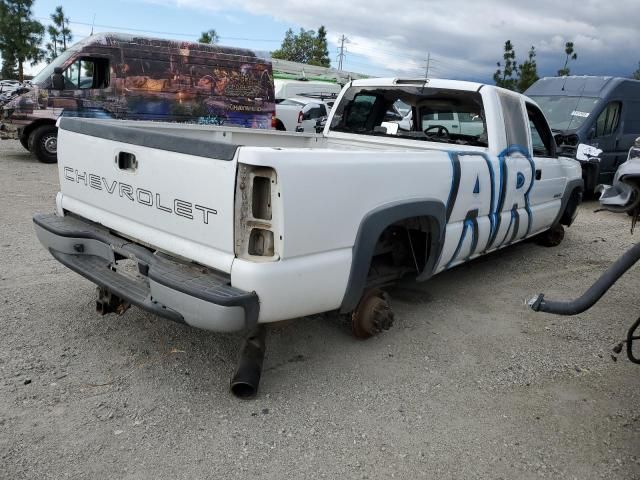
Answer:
[274,94,337,132]
[0,80,21,94]
[273,79,341,101]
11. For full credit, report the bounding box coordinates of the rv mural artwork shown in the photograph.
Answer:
[1,33,276,135]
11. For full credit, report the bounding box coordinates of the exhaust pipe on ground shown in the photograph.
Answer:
[230,325,267,399]
[528,242,640,315]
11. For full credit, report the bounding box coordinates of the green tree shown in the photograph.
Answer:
[493,40,518,90]
[51,6,71,50]
[271,26,331,67]
[45,24,60,63]
[517,46,539,92]
[0,0,44,82]
[198,29,219,44]
[632,61,640,80]
[558,41,577,76]
[313,26,330,67]
[1,49,18,79]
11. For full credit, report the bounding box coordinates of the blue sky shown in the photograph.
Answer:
[29,0,389,76]
[26,0,640,82]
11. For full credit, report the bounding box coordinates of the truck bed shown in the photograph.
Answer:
[60,118,462,155]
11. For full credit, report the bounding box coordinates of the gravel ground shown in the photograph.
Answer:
[1,139,639,479]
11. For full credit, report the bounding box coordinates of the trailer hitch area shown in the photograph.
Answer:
[96,286,131,316]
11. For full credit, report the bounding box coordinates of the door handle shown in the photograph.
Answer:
[535,169,542,180]
[451,124,458,128]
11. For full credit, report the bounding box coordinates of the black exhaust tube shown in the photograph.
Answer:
[529,242,640,315]
[230,326,266,399]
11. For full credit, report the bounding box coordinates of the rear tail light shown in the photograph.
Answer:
[248,228,274,256]
[235,164,280,260]
[271,115,277,129]
[297,110,303,124]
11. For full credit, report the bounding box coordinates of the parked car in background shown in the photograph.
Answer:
[0,32,275,163]
[396,109,485,137]
[272,80,341,131]
[257,93,337,132]
[0,79,21,90]
[273,79,341,102]
[0,80,23,99]
[273,99,304,131]
[525,76,640,193]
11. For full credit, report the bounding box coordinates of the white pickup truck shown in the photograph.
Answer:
[34,78,583,394]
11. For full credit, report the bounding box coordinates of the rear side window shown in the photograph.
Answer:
[594,102,621,137]
[498,91,529,150]
[302,104,325,120]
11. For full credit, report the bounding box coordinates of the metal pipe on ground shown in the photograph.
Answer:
[230,325,267,399]
[528,242,640,315]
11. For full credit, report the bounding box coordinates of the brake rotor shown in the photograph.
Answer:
[351,289,394,339]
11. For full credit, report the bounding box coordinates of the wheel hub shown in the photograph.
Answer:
[351,289,394,339]
[43,135,57,154]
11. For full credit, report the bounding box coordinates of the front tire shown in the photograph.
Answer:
[19,134,29,150]
[30,125,58,164]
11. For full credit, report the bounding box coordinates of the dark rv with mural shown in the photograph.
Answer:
[0,33,275,163]
[526,76,640,192]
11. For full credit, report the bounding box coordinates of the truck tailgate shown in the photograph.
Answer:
[56,118,238,273]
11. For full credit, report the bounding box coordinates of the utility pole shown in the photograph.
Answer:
[424,52,431,78]
[337,34,349,71]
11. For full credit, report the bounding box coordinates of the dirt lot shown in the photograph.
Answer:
[1,139,639,479]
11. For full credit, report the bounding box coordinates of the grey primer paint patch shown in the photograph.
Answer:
[59,117,239,161]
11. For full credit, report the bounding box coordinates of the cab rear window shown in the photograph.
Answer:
[329,86,488,147]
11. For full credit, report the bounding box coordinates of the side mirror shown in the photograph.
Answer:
[51,67,64,90]
[634,137,640,148]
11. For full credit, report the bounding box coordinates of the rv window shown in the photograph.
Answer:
[594,102,621,137]
[63,57,109,90]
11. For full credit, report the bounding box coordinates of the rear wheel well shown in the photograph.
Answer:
[365,216,433,290]
[339,201,445,314]
[274,119,286,131]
